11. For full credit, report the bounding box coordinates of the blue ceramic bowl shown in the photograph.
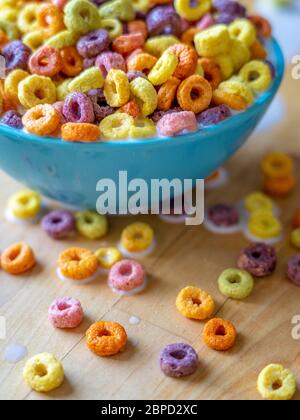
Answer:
[0,39,284,210]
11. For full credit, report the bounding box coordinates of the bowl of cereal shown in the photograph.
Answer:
[0,0,284,210]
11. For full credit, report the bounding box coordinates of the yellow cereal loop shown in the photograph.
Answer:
[17,3,39,33]
[129,117,156,139]
[130,77,158,116]
[23,353,64,393]
[176,286,215,320]
[4,69,29,104]
[248,210,282,239]
[229,38,251,71]
[218,78,254,104]
[95,247,123,270]
[99,18,123,39]
[195,61,204,77]
[99,0,135,22]
[132,0,151,13]
[121,222,154,253]
[0,7,18,23]
[8,190,41,219]
[68,67,104,93]
[64,0,101,35]
[174,0,211,21]
[57,79,72,101]
[23,30,44,51]
[104,69,130,108]
[229,18,256,47]
[145,35,179,57]
[148,50,178,86]
[212,53,234,79]
[257,364,296,400]
[239,60,272,92]
[194,25,230,57]
[100,113,134,140]
[18,75,57,109]
[244,192,274,214]
[291,228,300,249]
[45,30,79,49]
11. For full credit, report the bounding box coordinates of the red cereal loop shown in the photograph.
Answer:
[168,43,198,79]
[29,46,62,77]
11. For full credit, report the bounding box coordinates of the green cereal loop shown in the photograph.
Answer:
[57,79,72,101]
[64,0,101,35]
[98,0,135,22]
[218,268,254,300]
[145,35,179,57]
[239,60,272,92]
[68,67,104,93]
[45,30,79,49]
[99,18,123,39]
[218,77,254,104]
[130,77,158,116]
[229,38,250,72]
[18,75,57,109]
[0,19,20,39]
[75,210,108,240]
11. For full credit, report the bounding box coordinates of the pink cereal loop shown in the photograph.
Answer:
[109,259,145,292]
[48,296,83,329]
[197,14,215,30]
[156,111,198,137]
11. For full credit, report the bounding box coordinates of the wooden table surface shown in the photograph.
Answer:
[0,61,300,400]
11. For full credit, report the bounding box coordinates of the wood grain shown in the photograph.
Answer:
[0,65,300,400]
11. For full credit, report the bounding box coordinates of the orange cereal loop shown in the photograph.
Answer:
[23,104,60,136]
[127,53,157,73]
[261,152,294,180]
[128,20,148,39]
[293,210,300,228]
[61,123,100,142]
[181,27,200,47]
[198,58,223,90]
[60,47,83,77]
[176,286,215,321]
[212,89,247,111]
[177,75,212,114]
[120,98,141,117]
[112,33,145,55]
[249,15,272,38]
[157,76,180,111]
[1,243,36,275]
[86,321,127,357]
[58,247,99,281]
[168,44,198,79]
[203,318,237,351]
[250,40,267,60]
[37,3,65,38]
[0,29,8,49]
[263,175,296,198]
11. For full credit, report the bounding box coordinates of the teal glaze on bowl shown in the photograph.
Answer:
[0,39,284,210]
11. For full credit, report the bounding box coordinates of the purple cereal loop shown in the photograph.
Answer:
[77,29,110,58]
[87,88,106,105]
[237,243,277,278]
[198,105,231,126]
[95,52,126,78]
[213,0,247,17]
[287,255,300,286]
[83,57,96,69]
[0,110,23,129]
[93,104,115,123]
[215,13,236,24]
[160,343,198,378]
[63,92,95,123]
[3,41,32,72]
[41,210,75,239]
[207,204,239,227]
[146,5,182,37]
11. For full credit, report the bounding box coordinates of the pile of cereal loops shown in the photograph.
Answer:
[0,0,274,142]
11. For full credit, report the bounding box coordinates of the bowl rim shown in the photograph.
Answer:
[0,38,285,150]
